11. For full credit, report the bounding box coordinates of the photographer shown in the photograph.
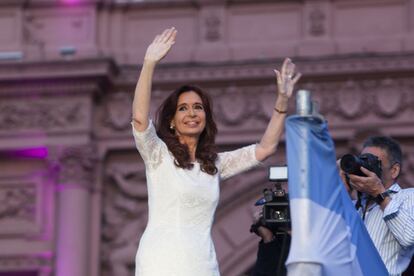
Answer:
[340,136,414,276]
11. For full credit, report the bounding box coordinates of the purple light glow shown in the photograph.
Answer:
[5,147,48,159]
[62,0,81,4]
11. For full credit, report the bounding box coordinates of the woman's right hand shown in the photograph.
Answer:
[144,27,177,64]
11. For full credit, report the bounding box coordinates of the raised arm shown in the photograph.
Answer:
[255,58,301,162]
[132,27,177,131]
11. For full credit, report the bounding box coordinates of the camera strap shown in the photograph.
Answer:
[355,191,363,211]
[355,192,370,221]
[362,198,371,221]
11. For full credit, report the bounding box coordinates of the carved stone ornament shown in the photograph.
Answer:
[0,98,87,132]
[101,162,148,276]
[205,13,221,42]
[126,54,414,85]
[216,86,250,125]
[0,184,36,222]
[0,171,54,237]
[374,79,404,118]
[298,78,414,121]
[23,14,46,58]
[56,145,97,190]
[309,7,326,37]
[106,92,133,131]
[337,81,370,119]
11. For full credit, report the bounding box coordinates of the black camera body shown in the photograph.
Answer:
[251,166,291,235]
[340,153,382,179]
[261,185,290,233]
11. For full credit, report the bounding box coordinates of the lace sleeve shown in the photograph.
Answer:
[131,121,167,170]
[218,144,261,181]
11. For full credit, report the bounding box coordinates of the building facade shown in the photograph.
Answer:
[1,0,414,275]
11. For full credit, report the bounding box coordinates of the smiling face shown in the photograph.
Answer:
[171,91,206,140]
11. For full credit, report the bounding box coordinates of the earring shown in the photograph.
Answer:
[170,124,174,130]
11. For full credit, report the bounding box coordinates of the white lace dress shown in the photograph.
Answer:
[132,121,260,276]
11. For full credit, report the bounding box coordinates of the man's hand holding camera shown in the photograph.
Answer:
[347,167,391,210]
[348,166,384,195]
[339,152,393,209]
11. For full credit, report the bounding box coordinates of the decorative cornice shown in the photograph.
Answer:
[0,80,101,97]
[100,75,414,134]
[118,53,414,85]
[0,255,52,271]
[227,0,301,3]
[0,97,90,133]
[100,0,196,10]
[0,58,117,84]
[25,0,100,8]
[0,58,116,97]
[100,0,300,9]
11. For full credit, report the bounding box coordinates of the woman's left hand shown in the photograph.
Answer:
[274,58,301,100]
[255,58,302,162]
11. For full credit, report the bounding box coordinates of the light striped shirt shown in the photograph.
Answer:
[360,183,414,276]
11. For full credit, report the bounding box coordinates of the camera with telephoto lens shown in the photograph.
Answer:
[250,166,290,235]
[340,153,382,179]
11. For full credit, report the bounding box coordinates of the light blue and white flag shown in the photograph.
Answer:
[285,115,388,276]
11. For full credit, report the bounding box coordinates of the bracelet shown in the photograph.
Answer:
[274,107,287,114]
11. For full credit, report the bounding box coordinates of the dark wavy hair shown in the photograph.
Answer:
[156,85,218,175]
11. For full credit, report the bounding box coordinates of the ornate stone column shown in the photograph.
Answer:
[53,145,96,276]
